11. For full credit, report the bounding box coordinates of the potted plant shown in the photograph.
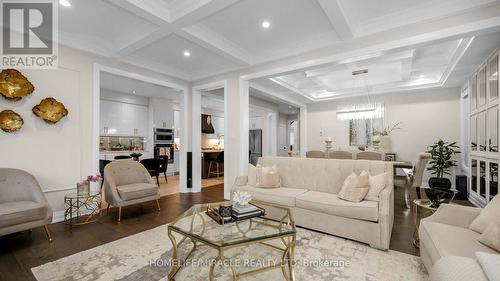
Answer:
[426,139,461,189]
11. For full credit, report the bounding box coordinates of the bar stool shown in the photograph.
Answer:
[208,152,224,178]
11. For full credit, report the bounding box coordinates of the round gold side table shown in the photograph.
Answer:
[412,199,437,248]
[64,191,101,227]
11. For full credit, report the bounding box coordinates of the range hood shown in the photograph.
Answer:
[201,114,215,134]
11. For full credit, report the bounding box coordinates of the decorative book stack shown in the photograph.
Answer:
[232,204,263,220]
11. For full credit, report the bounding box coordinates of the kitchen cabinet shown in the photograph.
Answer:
[100,100,148,136]
[154,106,174,129]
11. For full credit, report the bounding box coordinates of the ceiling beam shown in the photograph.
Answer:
[249,82,307,108]
[316,0,354,40]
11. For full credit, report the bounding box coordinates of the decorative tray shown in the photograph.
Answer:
[206,204,265,225]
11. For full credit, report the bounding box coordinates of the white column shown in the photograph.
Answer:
[191,89,202,193]
[179,87,191,193]
[222,77,249,200]
[299,106,307,157]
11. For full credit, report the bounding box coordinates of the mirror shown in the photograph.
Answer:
[349,118,383,146]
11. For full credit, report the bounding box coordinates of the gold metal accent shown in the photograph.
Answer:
[64,192,101,227]
[43,225,52,242]
[118,207,122,222]
[167,201,296,280]
[0,69,34,101]
[106,203,110,213]
[0,109,24,132]
[156,199,161,211]
[32,97,68,124]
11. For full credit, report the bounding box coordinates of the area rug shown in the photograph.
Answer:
[32,224,428,281]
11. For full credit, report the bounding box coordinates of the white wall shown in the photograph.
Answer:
[307,88,461,163]
[0,46,187,221]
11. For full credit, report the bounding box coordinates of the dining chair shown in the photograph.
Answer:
[328,150,353,159]
[404,152,431,208]
[355,151,385,160]
[99,159,112,190]
[114,155,132,160]
[306,150,325,158]
[140,158,161,186]
[158,156,168,183]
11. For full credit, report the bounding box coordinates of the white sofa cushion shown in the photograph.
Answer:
[478,222,500,252]
[258,156,389,194]
[476,252,500,281]
[295,191,379,222]
[430,256,488,281]
[470,194,500,233]
[234,185,308,207]
[338,171,369,203]
[117,183,159,201]
[420,221,498,261]
[247,164,257,186]
[255,165,281,188]
[365,172,387,201]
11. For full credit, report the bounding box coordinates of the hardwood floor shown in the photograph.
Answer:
[1,182,423,281]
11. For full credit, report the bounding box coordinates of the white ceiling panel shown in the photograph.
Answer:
[59,0,159,55]
[123,34,243,80]
[100,72,183,102]
[198,0,339,60]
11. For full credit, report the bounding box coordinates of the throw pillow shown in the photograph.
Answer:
[475,252,500,281]
[470,194,500,233]
[248,164,257,186]
[365,172,387,201]
[477,222,500,252]
[255,165,280,188]
[338,171,369,203]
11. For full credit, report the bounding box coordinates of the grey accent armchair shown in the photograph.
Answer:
[306,150,325,158]
[103,160,160,222]
[0,168,53,242]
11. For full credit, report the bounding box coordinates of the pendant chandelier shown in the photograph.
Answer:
[336,69,384,120]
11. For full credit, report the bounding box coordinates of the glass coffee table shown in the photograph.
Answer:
[167,201,296,281]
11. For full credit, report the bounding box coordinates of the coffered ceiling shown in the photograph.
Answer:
[58,0,498,81]
[250,30,500,102]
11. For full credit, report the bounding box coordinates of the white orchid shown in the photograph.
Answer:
[232,191,252,206]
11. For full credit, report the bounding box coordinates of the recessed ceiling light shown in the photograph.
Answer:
[132,90,136,94]
[261,21,271,29]
[59,0,71,7]
[183,51,191,57]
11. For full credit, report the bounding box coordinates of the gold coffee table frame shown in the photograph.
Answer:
[64,192,101,226]
[167,201,296,281]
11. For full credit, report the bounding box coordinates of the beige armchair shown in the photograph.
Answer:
[0,168,53,242]
[404,152,431,208]
[356,151,386,160]
[306,150,325,158]
[328,150,353,159]
[103,160,161,221]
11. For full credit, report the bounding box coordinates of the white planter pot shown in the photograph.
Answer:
[380,135,391,152]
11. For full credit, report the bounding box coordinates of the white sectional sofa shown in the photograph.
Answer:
[232,156,394,250]
[420,204,499,281]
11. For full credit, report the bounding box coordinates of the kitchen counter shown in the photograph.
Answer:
[201,149,224,153]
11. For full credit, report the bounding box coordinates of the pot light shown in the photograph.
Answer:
[59,0,71,7]
[132,90,136,94]
[261,21,271,29]
[183,51,191,57]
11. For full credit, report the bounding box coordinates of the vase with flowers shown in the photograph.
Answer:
[77,175,102,195]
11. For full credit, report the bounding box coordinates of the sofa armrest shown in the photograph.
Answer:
[103,171,123,206]
[377,184,394,250]
[422,204,481,229]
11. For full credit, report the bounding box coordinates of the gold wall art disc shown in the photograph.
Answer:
[0,109,24,132]
[32,97,69,124]
[0,69,35,101]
